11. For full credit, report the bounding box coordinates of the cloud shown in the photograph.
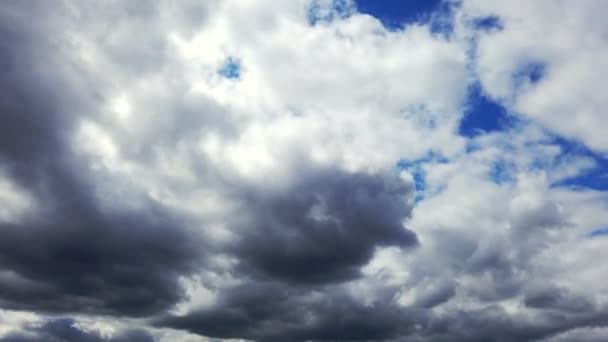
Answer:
[159,282,424,341]
[424,305,608,342]
[460,0,608,152]
[0,318,153,342]
[1,0,607,341]
[524,285,594,314]
[230,168,418,284]
[0,2,201,317]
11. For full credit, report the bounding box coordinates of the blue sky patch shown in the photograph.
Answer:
[354,0,447,31]
[459,83,516,137]
[549,136,608,191]
[589,227,608,238]
[218,57,242,79]
[472,16,503,32]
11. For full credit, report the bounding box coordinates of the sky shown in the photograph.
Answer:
[0,0,608,341]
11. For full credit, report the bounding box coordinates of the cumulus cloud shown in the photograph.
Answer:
[0,3,203,317]
[459,0,608,152]
[230,168,418,284]
[0,0,607,341]
[159,282,425,341]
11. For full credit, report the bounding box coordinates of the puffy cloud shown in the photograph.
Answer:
[459,0,608,152]
[230,168,417,284]
[0,1,201,317]
[159,282,425,341]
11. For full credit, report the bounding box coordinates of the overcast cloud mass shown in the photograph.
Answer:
[1,0,608,341]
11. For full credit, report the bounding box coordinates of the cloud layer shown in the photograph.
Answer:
[1,0,607,341]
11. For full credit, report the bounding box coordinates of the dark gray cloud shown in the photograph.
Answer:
[0,2,201,316]
[0,318,154,342]
[231,169,418,284]
[423,305,608,342]
[156,168,421,340]
[413,278,456,309]
[159,279,608,342]
[159,281,424,341]
[524,285,594,314]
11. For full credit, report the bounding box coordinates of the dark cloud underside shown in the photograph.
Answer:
[232,169,418,284]
[0,3,200,317]
[0,318,153,342]
[159,282,423,341]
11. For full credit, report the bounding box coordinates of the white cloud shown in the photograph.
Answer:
[460,0,608,152]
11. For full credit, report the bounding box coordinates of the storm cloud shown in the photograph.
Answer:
[159,282,424,341]
[0,318,153,342]
[0,2,201,316]
[231,169,418,284]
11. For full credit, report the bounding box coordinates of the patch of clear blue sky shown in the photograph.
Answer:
[459,60,547,138]
[218,57,241,79]
[354,0,444,30]
[472,15,503,31]
[549,136,608,191]
[459,83,517,137]
[589,227,608,238]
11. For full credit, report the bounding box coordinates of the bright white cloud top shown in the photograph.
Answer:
[0,1,607,341]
